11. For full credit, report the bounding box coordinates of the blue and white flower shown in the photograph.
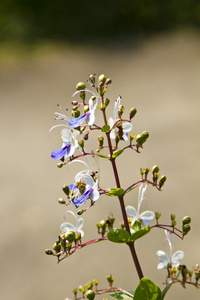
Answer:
[73,172,100,207]
[51,128,79,160]
[68,98,97,128]
[109,96,133,141]
[126,183,155,228]
[156,230,184,269]
[60,210,84,238]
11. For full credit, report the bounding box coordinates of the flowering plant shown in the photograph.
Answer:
[46,74,200,300]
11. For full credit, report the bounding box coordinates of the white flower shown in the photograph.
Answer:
[156,230,184,269]
[60,210,84,238]
[51,128,79,160]
[73,172,100,206]
[109,96,132,141]
[126,183,155,228]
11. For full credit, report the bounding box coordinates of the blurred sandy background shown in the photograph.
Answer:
[1,2,200,300]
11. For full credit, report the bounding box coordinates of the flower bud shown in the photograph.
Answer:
[84,105,89,113]
[141,131,149,140]
[100,220,106,231]
[118,105,124,119]
[71,109,80,118]
[129,107,137,120]
[45,249,53,255]
[79,285,86,293]
[72,100,78,105]
[98,135,104,148]
[73,288,78,296]
[86,281,93,290]
[83,133,89,140]
[62,185,69,195]
[86,290,95,300]
[53,243,61,252]
[171,214,176,221]
[78,140,84,148]
[182,224,191,233]
[136,134,143,144]
[159,175,167,188]
[182,216,191,225]
[89,74,95,84]
[58,197,66,204]
[106,274,114,287]
[98,74,106,84]
[76,82,86,91]
[64,230,76,242]
[57,163,63,168]
[105,78,112,85]
[77,210,83,215]
[104,98,110,108]
[129,133,135,142]
[155,212,161,220]
[152,165,159,174]
[172,220,177,227]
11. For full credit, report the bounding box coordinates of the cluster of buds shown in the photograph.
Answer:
[136,131,149,152]
[182,216,191,236]
[73,279,99,300]
[96,214,115,237]
[171,214,177,228]
[140,167,150,180]
[88,74,112,96]
[152,165,167,188]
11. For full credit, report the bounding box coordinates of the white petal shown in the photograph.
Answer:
[90,188,100,201]
[81,174,94,187]
[60,222,75,232]
[79,229,84,238]
[156,250,169,262]
[172,251,184,262]
[87,111,95,126]
[126,206,137,218]
[122,122,133,133]
[140,211,155,220]
[61,129,72,142]
[157,261,168,269]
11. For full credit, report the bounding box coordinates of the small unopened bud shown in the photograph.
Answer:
[91,96,96,101]
[45,249,53,255]
[89,74,95,84]
[171,214,176,221]
[86,281,93,290]
[152,165,159,174]
[57,163,63,168]
[84,105,89,113]
[79,285,86,294]
[104,98,110,108]
[73,288,78,297]
[159,175,167,188]
[64,230,75,242]
[76,82,86,91]
[83,133,89,140]
[71,109,80,118]
[77,210,83,215]
[53,243,61,252]
[129,107,137,120]
[155,212,161,220]
[141,131,149,140]
[62,185,69,195]
[106,274,114,287]
[98,74,106,84]
[75,232,81,242]
[58,197,66,204]
[98,135,104,148]
[105,78,112,85]
[120,222,125,229]
[100,220,106,231]
[182,224,191,235]
[118,105,124,119]
[182,216,191,225]
[72,101,78,105]
[153,173,159,184]
[172,220,177,227]
[85,290,95,300]
[129,133,135,142]
[78,140,84,148]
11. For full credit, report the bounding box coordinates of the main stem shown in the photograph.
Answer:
[101,102,144,280]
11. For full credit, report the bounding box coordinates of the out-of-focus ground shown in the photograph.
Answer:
[0,30,200,300]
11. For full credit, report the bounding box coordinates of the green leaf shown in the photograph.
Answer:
[96,154,110,160]
[124,185,138,194]
[107,228,130,243]
[130,220,150,242]
[110,291,134,300]
[101,125,110,133]
[106,188,124,197]
[112,149,124,159]
[134,278,162,300]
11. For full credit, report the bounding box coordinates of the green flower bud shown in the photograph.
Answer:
[183,224,191,233]
[182,216,191,225]
[104,98,110,108]
[129,107,137,119]
[86,290,95,300]
[159,175,167,188]
[64,230,76,242]
[45,249,53,255]
[58,197,65,204]
[172,220,177,227]
[136,134,143,144]
[83,133,89,140]
[77,210,83,215]
[105,78,112,85]
[155,212,161,220]
[76,82,86,91]
[53,243,61,252]
[75,232,81,242]
[91,96,96,101]
[62,185,69,195]
[98,135,104,148]
[73,288,78,295]
[79,285,86,293]
[71,109,80,118]
[120,222,125,229]
[86,281,93,290]
[106,274,114,287]
[100,220,106,231]
[57,163,63,168]
[78,140,84,148]
[72,100,78,105]
[152,165,159,174]
[129,133,135,142]
[118,105,124,118]
[171,214,176,221]
[84,105,89,113]
[141,131,149,140]
[98,74,106,84]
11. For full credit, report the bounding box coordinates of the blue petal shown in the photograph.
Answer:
[68,184,78,192]
[73,189,91,206]
[51,144,70,160]
[68,114,87,128]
